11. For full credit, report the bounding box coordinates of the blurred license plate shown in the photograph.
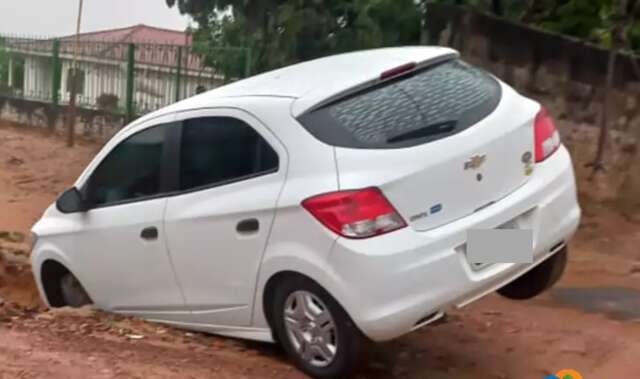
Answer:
[466,229,533,265]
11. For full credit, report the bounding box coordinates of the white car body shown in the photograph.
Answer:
[31,46,580,344]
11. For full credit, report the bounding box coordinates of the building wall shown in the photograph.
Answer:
[23,56,52,102]
[134,66,222,114]
[54,58,222,114]
[2,56,224,141]
[59,60,127,110]
[0,95,125,141]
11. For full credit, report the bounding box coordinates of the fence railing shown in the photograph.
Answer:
[0,35,250,120]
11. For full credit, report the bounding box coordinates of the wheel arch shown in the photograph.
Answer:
[39,259,72,307]
[260,269,362,343]
[39,259,92,308]
[262,271,308,336]
[253,253,330,325]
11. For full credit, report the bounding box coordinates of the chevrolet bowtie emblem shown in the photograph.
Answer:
[464,154,486,170]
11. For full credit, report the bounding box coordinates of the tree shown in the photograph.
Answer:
[166,0,422,78]
[589,0,639,175]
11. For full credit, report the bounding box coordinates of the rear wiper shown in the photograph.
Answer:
[386,120,457,144]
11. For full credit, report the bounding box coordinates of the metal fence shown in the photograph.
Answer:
[0,35,250,120]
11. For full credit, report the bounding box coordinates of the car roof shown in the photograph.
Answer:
[132,46,457,127]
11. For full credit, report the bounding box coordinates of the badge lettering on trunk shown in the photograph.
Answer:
[522,151,534,176]
[464,154,486,170]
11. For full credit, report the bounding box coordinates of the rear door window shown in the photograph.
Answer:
[178,117,279,191]
[297,59,501,149]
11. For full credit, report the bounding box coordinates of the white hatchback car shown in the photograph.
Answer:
[32,47,580,378]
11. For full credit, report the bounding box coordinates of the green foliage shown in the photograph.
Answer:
[0,38,9,88]
[10,57,25,91]
[166,0,640,79]
[628,19,640,49]
[461,0,640,52]
[0,41,24,94]
[538,0,613,40]
[167,0,422,78]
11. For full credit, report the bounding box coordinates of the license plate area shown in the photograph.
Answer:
[465,220,533,270]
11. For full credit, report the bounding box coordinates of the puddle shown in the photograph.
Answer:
[551,287,640,320]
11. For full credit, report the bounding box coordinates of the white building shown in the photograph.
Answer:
[5,25,223,115]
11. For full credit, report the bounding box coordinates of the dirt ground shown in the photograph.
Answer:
[1,121,640,378]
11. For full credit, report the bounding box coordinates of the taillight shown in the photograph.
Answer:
[534,107,561,162]
[302,188,407,239]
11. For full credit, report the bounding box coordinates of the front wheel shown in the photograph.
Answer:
[60,273,92,307]
[270,276,368,379]
[498,246,568,300]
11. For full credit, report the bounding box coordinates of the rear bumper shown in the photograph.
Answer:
[325,145,580,342]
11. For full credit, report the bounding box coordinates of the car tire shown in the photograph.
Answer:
[498,246,568,300]
[270,275,368,379]
[60,273,92,307]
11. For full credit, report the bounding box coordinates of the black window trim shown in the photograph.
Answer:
[81,115,281,211]
[80,121,181,210]
[166,116,281,197]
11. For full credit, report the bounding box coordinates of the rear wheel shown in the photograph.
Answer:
[498,246,568,300]
[270,276,367,379]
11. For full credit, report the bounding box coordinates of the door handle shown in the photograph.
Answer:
[140,226,158,240]
[237,218,259,234]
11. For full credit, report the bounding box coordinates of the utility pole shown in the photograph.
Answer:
[66,0,84,147]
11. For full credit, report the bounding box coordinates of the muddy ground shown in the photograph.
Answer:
[1,121,640,378]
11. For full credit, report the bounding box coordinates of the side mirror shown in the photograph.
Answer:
[56,187,88,213]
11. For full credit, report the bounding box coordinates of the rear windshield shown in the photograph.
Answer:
[297,59,501,149]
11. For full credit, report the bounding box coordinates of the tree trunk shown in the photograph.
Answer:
[491,0,504,16]
[590,0,629,176]
[522,0,541,22]
[590,48,617,176]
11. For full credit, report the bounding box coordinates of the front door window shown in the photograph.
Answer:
[85,124,169,207]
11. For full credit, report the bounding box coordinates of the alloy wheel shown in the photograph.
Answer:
[283,290,338,368]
